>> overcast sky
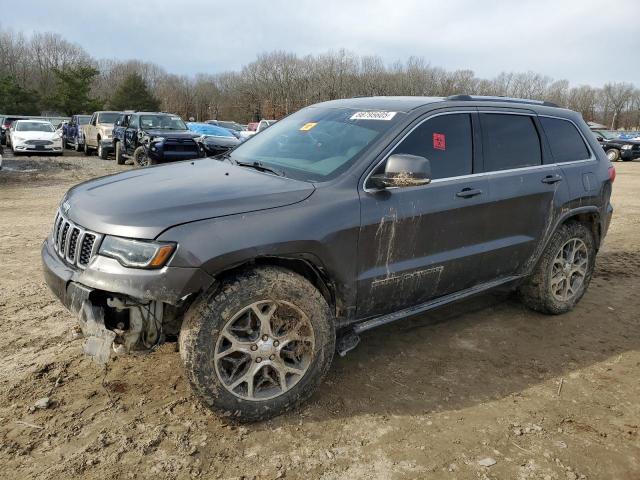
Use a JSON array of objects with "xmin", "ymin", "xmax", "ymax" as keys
[{"xmin": 3, "ymin": 0, "xmax": 638, "ymax": 87}]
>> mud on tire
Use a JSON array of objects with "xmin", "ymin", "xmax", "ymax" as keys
[
  {"xmin": 179, "ymin": 266, "xmax": 335, "ymax": 422},
  {"xmin": 518, "ymin": 221, "xmax": 596, "ymax": 315}
]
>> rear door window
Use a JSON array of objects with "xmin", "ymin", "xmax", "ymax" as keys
[
  {"xmin": 480, "ymin": 113, "xmax": 541, "ymax": 171},
  {"xmin": 540, "ymin": 117, "xmax": 591, "ymax": 163},
  {"xmin": 393, "ymin": 113, "xmax": 473, "ymax": 180}
]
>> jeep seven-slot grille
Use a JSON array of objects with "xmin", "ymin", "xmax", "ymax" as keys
[{"xmin": 52, "ymin": 211, "xmax": 102, "ymax": 269}]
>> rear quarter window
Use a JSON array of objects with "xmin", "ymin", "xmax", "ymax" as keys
[
  {"xmin": 540, "ymin": 117, "xmax": 591, "ymax": 163},
  {"xmin": 480, "ymin": 113, "xmax": 541, "ymax": 171}
]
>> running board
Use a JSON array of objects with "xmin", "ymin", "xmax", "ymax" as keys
[{"xmin": 353, "ymin": 275, "xmax": 520, "ymax": 334}]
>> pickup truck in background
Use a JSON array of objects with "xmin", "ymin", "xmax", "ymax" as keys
[
  {"xmin": 63, "ymin": 114, "xmax": 91, "ymax": 151},
  {"xmin": 112, "ymin": 112, "xmax": 203, "ymax": 167},
  {"xmin": 83, "ymin": 111, "xmax": 122, "ymax": 159}
]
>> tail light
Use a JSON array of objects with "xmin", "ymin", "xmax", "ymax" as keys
[{"xmin": 608, "ymin": 165, "xmax": 616, "ymax": 183}]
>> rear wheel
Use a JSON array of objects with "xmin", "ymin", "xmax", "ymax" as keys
[
  {"xmin": 179, "ymin": 267, "xmax": 335, "ymax": 422},
  {"xmin": 518, "ymin": 222, "xmax": 596, "ymax": 314},
  {"xmin": 606, "ymin": 149, "xmax": 620, "ymax": 162}
]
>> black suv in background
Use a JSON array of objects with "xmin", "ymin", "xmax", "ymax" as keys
[
  {"xmin": 591, "ymin": 129, "xmax": 640, "ymax": 162},
  {"xmin": 43, "ymin": 95, "xmax": 614, "ymax": 421},
  {"xmin": 112, "ymin": 112, "xmax": 202, "ymax": 166}
]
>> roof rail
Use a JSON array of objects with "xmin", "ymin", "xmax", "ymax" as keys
[{"xmin": 446, "ymin": 94, "xmax": 559, "ymax": 108}]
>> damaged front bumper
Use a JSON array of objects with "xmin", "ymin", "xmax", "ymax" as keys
[
  {"xmin": 41, "ymin": 236, "xmax": 214, "ymax": 361},
  {"xmin": 42, "ymin": 236, "xmax": 213, "ymax": 313}
]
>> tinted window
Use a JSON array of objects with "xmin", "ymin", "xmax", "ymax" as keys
[
  {"xmin": 481, "ymin": 114, "xmax": 541, "ymax": 171},
  {"xmin": 394, "ymin": 113, "xmax": 473, "ymax": 179},
  {"xmin": 540, "ymin": 117, "xmax": 590, "ymax": 163}
]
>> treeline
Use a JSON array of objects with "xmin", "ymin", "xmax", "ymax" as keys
[{"xmin": 1, "ymin": 27, "xmax": 639, "ymax": 128}]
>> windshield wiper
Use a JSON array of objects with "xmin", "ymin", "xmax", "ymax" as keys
[{"xmin": 235, "ymin": 160, "xmax": 285, "ymax": 177}]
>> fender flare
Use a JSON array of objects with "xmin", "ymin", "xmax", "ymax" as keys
[{"xmin": 523, "ymin": 205, "xmax": 601, "ymax": 277}]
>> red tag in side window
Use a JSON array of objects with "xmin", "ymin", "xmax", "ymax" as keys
[{"xmin": 433, "ymin": 133, "xmax": 446, "ymax": 150}]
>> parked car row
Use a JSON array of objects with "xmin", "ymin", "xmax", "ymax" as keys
[{"xmin": 81, "ymin": 110, "xmax": 276, "ymax": 167}]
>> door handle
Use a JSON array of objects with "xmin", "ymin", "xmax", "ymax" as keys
[
  {"xmin": 541, "ymin": 174, "xmax": 563, "ymax": 184},
  {"xmin": 456, "ymin": 188, "xmax": 483, "ymax": 198}
]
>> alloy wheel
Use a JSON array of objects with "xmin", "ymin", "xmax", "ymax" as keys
[
  {"xmin": 549, "ymin": 238, "xmax": 588, "ymax": 302},
  {"xmin": 214, "ymin": 300, "xmax": 315, "ymax": 401}
]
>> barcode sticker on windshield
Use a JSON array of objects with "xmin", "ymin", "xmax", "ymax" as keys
[{"xmin": 350, "ymin": 111, "xmax": 397, "ymax": 121}]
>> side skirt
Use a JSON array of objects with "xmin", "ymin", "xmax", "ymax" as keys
[{"xmin": 353, "ymin": 275, "xmax": 522, "ymax": 334}]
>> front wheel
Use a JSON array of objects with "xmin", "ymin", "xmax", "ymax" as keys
[
  {"xmin": 606, "ymin": 149, "xmax": 620, "ymax": 162},
  {"xmin": 518, "ymin": 222, "xmax": 596, "ymax": 314},
  {"xmin": 132, "ymin": 146, "xmax": 152, "ymax": 167},
  {"xmin": 97, "ymin": 142, "xmax": 109, "ymax": 160},
  {"xmin": 179, "ymin": 267, "xmax": 335, "ymax": 422},
  {"xmin": 83, "ymin": 141, "xmax": 91, "ymax": 156}
]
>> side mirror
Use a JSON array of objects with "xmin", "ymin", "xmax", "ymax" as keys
[
  {"xmin": 369, "ymin": 154, "xmax": 432, "ymax": 189},
  {"xmin": 596, "ymin": 136, "xmax": 604, "ymax": 142}
]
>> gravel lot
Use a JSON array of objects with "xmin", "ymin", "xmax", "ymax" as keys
[{"xmin": 0, "ymin": 151, "xmax": 639, "ymax": 479}]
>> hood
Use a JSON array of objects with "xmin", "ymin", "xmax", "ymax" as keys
[
  {"xmin": 144, "ymin": 129, "xmax": 196, "ymax": 140},
  {"xmin": 202, "ymin": 135, "xmax": 240, "ymax": 147},
  {"xmin": 12, "ymin": 130, "xmax": 59, "ymax": 141},
  {"xmin": 64, "ymin": 159, "xmax": 315, "ymax": 239}
]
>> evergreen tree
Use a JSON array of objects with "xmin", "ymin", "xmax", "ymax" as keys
[
  {"xmin": 50, "ymin": 65, "xmax": 103, "ymax": 115},
  {"xmin": 0, "ymin": 75, "xmax": 40, "ymax": 115},
  {"xmin": 110, "ymin": 73, "xmax": 160, "ymax": 111}
]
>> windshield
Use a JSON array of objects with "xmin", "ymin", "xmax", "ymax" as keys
[
  {"xmin": 229, "ymin": 107, "xmax": 403, "ymax": 181},
  {"xmin": 16, "ymin": 121, "xmax": 54, "ymax": 132},
  {"xmin": 218, "ymin": 121, "xmax": 243, "ymax": 131},
  {"xmin": 78, "ymin": 116, "xmax": 91, "ymax": 125},
  {"xmin": 595, "ymin": 130, "xmax": 618, "ymax": 140},
  {"xmin": 140, "ymin": 114, "xmax": 187, "ymax": 130},
  {"xmin": 97, "ymin": 112, "xmax": 120, "ymax": 124}
]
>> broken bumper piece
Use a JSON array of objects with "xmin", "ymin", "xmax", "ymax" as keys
[{"xmin": 79, "ymin": 301, "xmax": 115, "ymax": 364}]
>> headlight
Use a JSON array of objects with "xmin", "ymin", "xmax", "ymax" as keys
[
  {"xmin": 99, "ymin": 236, "xmax": 176, "ymax": 269},
  {"xmin": 621, "ymin": 144, "xmax": 632, "ymax": 150},
  {"xmin": 12, "ymin": 135, "xmax": 24, "ymax": 142}
]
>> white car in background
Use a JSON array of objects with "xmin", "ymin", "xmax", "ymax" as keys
[{"xmin": 10, "ymin": 120, "xmax": 63, "ymax": 155}]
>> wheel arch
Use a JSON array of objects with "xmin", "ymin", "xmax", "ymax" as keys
[
  {"xmin": 558, "ymin": 207, "xmax": 601, "ymax": 249},
  {"xmin": 213, "ymin": 255, "xmax": 340, "ymax": 316}
]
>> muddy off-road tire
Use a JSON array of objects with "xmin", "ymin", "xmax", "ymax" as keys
[
  {"xmin": 179, "ymin": 266, "xmax": 335, "ymax": 422},
  {"xmin": 519, "ymin": 222, "xmax": 596, "ymax": 315},
  {"xmin": 115, "ymin": 142, "xmax": 125, "ymax": 165}
]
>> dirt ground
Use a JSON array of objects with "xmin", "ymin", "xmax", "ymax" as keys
[{"xmin": 0, "ymin": 150, "xmax": 638, "ymax": 480}]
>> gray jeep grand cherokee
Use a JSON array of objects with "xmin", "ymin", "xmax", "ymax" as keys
[{"xmin": 42, "ymin": 95, "xmax": 614, "ymax": 421}]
